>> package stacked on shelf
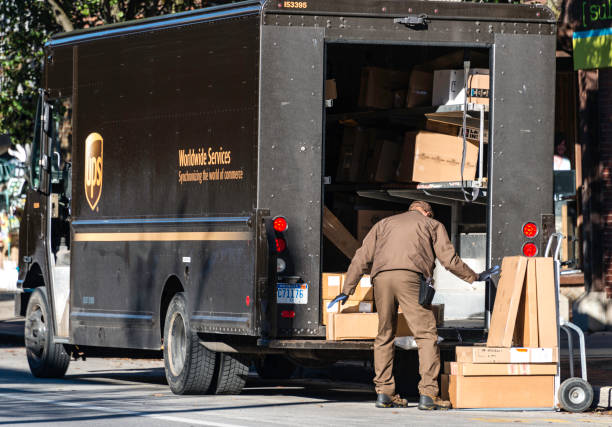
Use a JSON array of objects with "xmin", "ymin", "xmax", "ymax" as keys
[
  {"xmin": 442, "ymin": 256, "xmax": 558, "ymax": 409},
  {"xmin": 323, "ymin": 272, "xmax": 444, "ymax": 340}
]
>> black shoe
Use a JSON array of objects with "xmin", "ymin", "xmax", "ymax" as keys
[
  {"xmin": 376, "ymin": 393, "xmax": 408, "ymax": 408},
  {"xmin": 418, "ymin": 394, "xmax": 451, "ymax": 410}
]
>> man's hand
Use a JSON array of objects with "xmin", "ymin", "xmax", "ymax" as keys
[
  {"xmin": 477, "ymin": 265, "xmax": 500, "ymax": 282},
  {"xmin": 328, "ymin": 293, "xmax": 348, "ymax": 309}
]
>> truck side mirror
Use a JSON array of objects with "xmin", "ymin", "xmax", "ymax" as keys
[{"xmin": 43, "ymin": 103, "xmax": 51, "ymax": 135}]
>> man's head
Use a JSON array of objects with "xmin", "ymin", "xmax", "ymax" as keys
[{"xmin": 409, "ymin": 200, "xmax": 434, "ymax": 218}]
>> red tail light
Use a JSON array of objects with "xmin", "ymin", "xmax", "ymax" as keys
[
  {"xmin": 273, "ymin": 216, "xmax": 288, "ymax": 232},
  {"xmin": 522, "ymin": 242, "xmax": 538, "ymax": 257},
  {"xmin": 523, "ymin": 222, "xmax": 538, "ymax": 238},
  {"xmin": 275, "ymin": 237, "xmax": 286, "ymax": 253},
  {"xmin": 281, "ymin": 310, "xmax": 295, "ymax": 318}
]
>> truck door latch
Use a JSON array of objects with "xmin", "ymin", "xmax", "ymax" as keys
[{"xmin": 394, "ymin": 14, "xmax": 428, "ymax": 29}]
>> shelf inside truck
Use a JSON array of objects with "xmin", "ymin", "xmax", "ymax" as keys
[{"xmin": 356, "ymin": 180, "xmax": 487, "ymax": 206}]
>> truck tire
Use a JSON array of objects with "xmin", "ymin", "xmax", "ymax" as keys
[
  {"xmin": 210, "ymin": 353, "xmax": 249, "ymax": 395},
  {"xmin": 163, "ymin": 292, "xmax": 216, "ymax": 394},
  {"xmin": 24, "ymin": 287, "xmax": 70, "ymax": 378},
  {"xmin": 255, "ymin": 355, "xmax": 297, "ymax": 379}
]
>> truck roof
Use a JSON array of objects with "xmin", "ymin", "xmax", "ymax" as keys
[{"xmin": 47, "ymin": 0, "xmax": 555, "ymax": 48}]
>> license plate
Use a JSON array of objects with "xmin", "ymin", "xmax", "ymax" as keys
[{"xmin": 276, "ymin": 283, "xmax": 308, "ymax": 304}]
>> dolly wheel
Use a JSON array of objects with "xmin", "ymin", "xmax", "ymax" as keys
[{"xmin": 558, "ymin": 377, "xmax": 593, "ymax": 413}]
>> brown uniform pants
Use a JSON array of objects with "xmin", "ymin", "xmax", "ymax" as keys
[{"xmin": 373, "ymin": 270, "xmax": 440, "ymax": 397}]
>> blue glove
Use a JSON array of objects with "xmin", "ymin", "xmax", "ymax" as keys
[
  {"xmin": 328, "ymin": 293, "xmax": 348, "ymax": 309},
  {"xmin": 477, "ymin": 265, "xmax": 500, "ymax": 282}
]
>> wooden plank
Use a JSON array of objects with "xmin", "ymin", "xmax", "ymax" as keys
[
  {"xmin": 322, "ymin": 206, "xmax": 360, "ymax": 259},
  {"xmin": 536, "ymin": 257, "xmax": 559, "ymax": 348},
  {"xmin": 487, "ymin": 256, "xmax": 528, "ymax": 347}
]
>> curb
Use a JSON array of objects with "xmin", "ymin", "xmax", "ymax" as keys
[{"xmin": 595, "ymin": 386, "xmax": 612, "ymax": 410}]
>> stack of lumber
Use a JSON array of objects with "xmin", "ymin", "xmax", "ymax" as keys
[{"xmin": 442, "ymin": 256, "xmax": 558, "ymax": 409}]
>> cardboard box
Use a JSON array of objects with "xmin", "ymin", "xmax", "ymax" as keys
[
  {"xmin": 322, "ymin": 299, "xmax": 373, "ymax": 325},
  {"xmin": 514, "ymin": 258, "xmax": 539, "ymax": 347},
  {"xmin": 425, "ymin": 119, "xmax": 488, "ymax": 144},
  {"xmin": 432, "ymin": 68, "xmax": 489, "ymax": 107},
  {"xmin": 406, "ymin": 70, "xmax": 433, "ymax": 107},
  {"xmin": 448, "ymin": 362, "xmax": 557, "ymax": 376},
  {"xmin": 455, "ymin": 346, "xmax": 559, "ymax": 364},
  {"xmin": 366, "ymin": 140, "xmax": 402, "ymax": 182},
  {"xmin": 342, "ymin": 274, "xmax": 374, "ymax": 301},
  {"xmin": 325, "ymin": 79, "xmax": 337, "ymax": 100},
  {"xmin": 322, "ymin": 273, "xmax": 374, "ymax": 301},
  {"xmin": 396, "ymin": 131, "xmax": 478, "ymax": 183},
  {"xmin": 535, "ymin": 258, "xmax": 559, "ymax": 348},
  {"xmin": 447, "ymin": 374, "xmax": 555, "ymax": 408},
  {"xmin": 358, "ymin": 67, "xmax": 411, "ymax": 109},
  {"xmin": 322, "ymin": 272, "xmax": 344, "ymax": 300},
  {"xmin": 336, "ymin": 127, "xmax": 372, "ymax": 182},
  {"xmin": 356, "ymin": 210, "xmax": 397, "ymax": 242},
  {"xmin": 326, "ymin": 312, "xmax": 414, "ymax": 340},
  {"xmin": 487, "ymin": 256, "xmax": 529, "ymax": 347}
]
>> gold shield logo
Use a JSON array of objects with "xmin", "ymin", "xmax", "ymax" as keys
[{"xmin": 84, "ymin": 132, "xmax": 103, "ymax": 211}]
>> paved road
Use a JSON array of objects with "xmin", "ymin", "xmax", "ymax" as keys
[{"xmin": 1, "ymin": 342, "xmax": 611, "ymax": 427}]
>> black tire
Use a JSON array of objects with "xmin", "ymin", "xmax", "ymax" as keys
[
  {"xmin": 163, "ymin": 292, "xmax": 217, "ymax": 394},
  {"xmin": 24, "ymin": 287, "xmax": 70, "ymax": 378},
  {"xmin": 210, "ymin": 353, "xmax": 249, "ymax": 395},
  {"xmin": 558, "ymin": 377, "xmax": 594, "ymax": 413},
  {"xmin": 255, "ymin": 355, "xmax": 297, "ymax": 380}
]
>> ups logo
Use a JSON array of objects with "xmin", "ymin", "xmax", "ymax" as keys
[{"xmin": 84, "ymin": 132, "xmax": 103, "ymax": 211}]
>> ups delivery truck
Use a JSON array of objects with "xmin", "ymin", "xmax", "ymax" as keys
[{"xmin": 15, "ymin": 0, "xmax": 556, "ymax": 395}]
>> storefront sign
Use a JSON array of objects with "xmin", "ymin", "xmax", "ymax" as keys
[{"xmin": 573, "ymin": 0, "xmax": 612, "ymax": 69}]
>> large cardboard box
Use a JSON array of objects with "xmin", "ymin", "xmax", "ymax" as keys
[
  {"xmin": 326, "ymin": 312, "xmax": 413, "ymax": 340},
  {"xmin": 396, "ymin": 131, "xmax": 478, "ymax": 183},
  {"xmin": 358, "ymin": 67, "xmax": 411, "ymax": 109},
  {"xmin": 446, "ymin": 374, "xmax": 555, "ymax": 408},
  {"xmin": 325, "ymin": 79, "xmax": 337, "ymax": 100},
  {"xmin": 366, "ymin": 140, "xmax": 402, "ymax": 182},
  {"xmin": 455, "ymin": 346, "xmax": 559, "ymax": 364},
  {"xmin": 448, "ymin": 362, "xmax": 557, "ymax": 376},
  {"xmin": 432, "ymin": 68, "xmax": 489, "ymax": 107},
  {"xmin": 356, "ymin": 210, "xmax": 398, "ymax": 242},
  {"xmin": 535, "ymin": 258, "xmax": 559, "ymax": 348},
  {"xmin": 322, "ymin": 299, "xmax": 374, "ymax": 325},
  {"xmin": 336, "ymin": 127, "xmax": 372, "ymax": 182},
  {"xmin": 405, "ymin": 70, "xmax": 433, "ymax": 107},
  {"xmin": 342, "ymin": 274, "xmax": 374, "ymax": 301}
]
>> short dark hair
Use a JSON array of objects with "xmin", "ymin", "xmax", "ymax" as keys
[{"xmin": 409, "ymin": 200, "xmax": 434, "ymax": 217}]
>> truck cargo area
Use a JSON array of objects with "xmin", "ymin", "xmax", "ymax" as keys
[{"xmin": 322, "ymin": 43, "xmax": 491, "ymax": 329}]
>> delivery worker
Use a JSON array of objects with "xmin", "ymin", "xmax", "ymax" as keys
[{"xmin": 329, "ymin": 201, "xmax": 499, "ymax": 410}]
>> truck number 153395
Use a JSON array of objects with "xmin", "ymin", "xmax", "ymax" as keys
[{"xmin": 283, "ymin": 1, "xmax": 308, "ymax": 9}]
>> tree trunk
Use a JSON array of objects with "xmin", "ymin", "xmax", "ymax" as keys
[{"xmin": 47, "ymin": 0, "xmax": 74, "ymax": 32}]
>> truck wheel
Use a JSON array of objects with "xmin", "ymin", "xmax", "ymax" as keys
[
  {"xmin": 255, "ymin": 355, "xmax": 297, "ymax": 379},
  {"xmin": 24, "ymin": 287, "xmax": 70, "ymax": 378},
  {"xmin": 558, "ymin": 377, "xmax": 593, "ymax": 413},
  {"xmin": 210, "ymin": 353, "xmax": 249, "ymax": 395},
  {"xmin": 163, "ymin": 292, "xmax": 216, "ymax": 394}
]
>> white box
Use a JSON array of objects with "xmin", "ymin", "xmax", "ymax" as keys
[{"xmin": 432, "ymin": 69, "xmax": 489, "ymax": 106}]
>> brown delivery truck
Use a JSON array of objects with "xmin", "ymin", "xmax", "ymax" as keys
[{"xmin": 14, "ymin": 0, "xmax": 556, "ymax": 395}]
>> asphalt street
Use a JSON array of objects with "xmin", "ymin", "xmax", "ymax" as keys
[{"xmin": 1, "ymin": 340, "xmax": 611, "ymax": 427}]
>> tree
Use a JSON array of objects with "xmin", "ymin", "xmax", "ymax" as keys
[{"xmin": 0, "ymin": 1, "xmax": 231, "ymax": 147}]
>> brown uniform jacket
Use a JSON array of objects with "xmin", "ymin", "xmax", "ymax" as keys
[{"xmin": 342, "ymin": 210, "xmax": 478, "ymax": 296}]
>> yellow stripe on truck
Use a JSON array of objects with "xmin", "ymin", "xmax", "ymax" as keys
[{"xmin": 73, "ymin": 231, "xmax": 251, "ymax": 242}]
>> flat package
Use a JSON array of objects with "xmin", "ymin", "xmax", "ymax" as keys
[
  {"xmin": 326, "ymin": 312, "xmax": 413, "ymax": 340},
  {"xmin": 455, "ymin": 346, "xmax": 558, "ymax": 364},
  {"xmin": 396, "ymin": 131, "xmax": 478, "ymax": 183},
  {"xmin": 443, "ymin": 374, "xmax": 555, "ymax": 408}
]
